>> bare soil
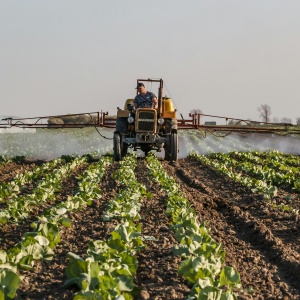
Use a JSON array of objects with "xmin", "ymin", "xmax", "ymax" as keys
[
  {"xmin": 0, "ymin": 161, "xmax": 38, "ymax": 183},
  {"xmin": 0, "ymin": 156, "xmax": 299, "ymax": 299}
]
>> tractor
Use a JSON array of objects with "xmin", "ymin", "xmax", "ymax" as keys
[{"xmin": 113, "ymin": 78, "xmax": 178, "ymax": 161}]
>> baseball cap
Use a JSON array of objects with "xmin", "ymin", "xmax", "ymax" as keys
[{"xmin": 135, "ymin": 83, "xmax": 145, "ymax": 89}]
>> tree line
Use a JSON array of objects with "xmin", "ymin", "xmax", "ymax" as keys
[
  {"xmin": 47, "ymin": 114, "xmax": 98, "ymax": 125},
  {"xmin": 257, "ymin": 104, "xmax": 300, "ymax": 125},
  {"xmin": 190, "ymin": 105, "xmax": 300, "ymax": 125}
]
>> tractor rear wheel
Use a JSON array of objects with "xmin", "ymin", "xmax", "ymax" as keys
[
  {"xmin": 170, "ymin": 132, "xmax": 178, "ymax": 161},
  {"xmin": 113, "ymin": 132, "xmax": 122, "ymax": 161},
  {"xmin": 164, "ymin": 139, "xmax": 171, "ymax": 160},
  {"xmin": 164, "ymin": 118, "xmax": 178, "ymax": 161}
]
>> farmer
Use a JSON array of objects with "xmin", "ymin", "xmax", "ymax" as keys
[{"xmin": 133, "ymin": 83, "xmax": 158, "ymax": 109}]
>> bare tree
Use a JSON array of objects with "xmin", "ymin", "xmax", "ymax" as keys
[
  {"xmin": 281, "ymin": 117, "xmax": 292, "ymax": 124},
  {"xmin": 296, "ymin": 118, "xmax": 300, "ymax": 125},
  {"xmin": 257, "ymin": 104, "xmax": 271, "ymax": 123},
  {"xmin": 190, "ymin": 108, "xmax": 202, "ymax": 114}
]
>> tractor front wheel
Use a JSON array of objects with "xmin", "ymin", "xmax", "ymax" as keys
[{"xmin": 122, "ymin": 142, "xmax": 128, "ymax": 158}]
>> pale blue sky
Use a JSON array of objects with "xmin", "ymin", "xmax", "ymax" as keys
[{"xmin": 1, "ymin": 0, "xmax": 300, "ymax": 124}]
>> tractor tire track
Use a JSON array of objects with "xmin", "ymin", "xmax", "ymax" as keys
[{"xmin": 134, "ymin": 159, "xmax": 190, "ymax": 299}]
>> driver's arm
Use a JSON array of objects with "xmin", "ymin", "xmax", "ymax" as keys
[{"xmin": 152, "ymin": 97, "xmax": 158, "ymax": 109}]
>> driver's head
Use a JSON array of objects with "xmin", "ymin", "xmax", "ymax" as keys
[{"xmin": 135, "ymin": 82, "xmax": 146, "ymax": 94}]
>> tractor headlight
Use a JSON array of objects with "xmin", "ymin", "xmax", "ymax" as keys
[
  {"xmin": 158, "ymin": 118, "xmax": 165, "ymax": 125},
  {"xmin": 128, "ymin": 116, "xmax": 134, "ymax": 123}
]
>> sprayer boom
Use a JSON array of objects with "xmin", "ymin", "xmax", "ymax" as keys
[{"xmin": 1, "ymin": 111, "xmax": 300, "ymax": 136}]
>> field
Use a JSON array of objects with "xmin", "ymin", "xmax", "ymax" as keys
[{"xmin": 1, "ymin": 129, "xmax": 300, "ymax": 299}]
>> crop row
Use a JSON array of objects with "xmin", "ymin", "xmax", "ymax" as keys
[
  {"xmin": 190, "ymin": 151, "xmax": 300, "ymax": 215},
  {"xmin": 0, "ymin": 156, "xmax": 111, "ymax": 299},
  {"xmin": 2, "ymin": 149, "xmax": 297, "ymax": 298},
  {"xmin": 0, "ymin": 156, "xmax": 87, "ymax": 226},
  {"xmin": 64, "ymin": 154, "xmax": 147, "ymax": 299},
  {"xmin": 209, "ymin": 152, "xmax": 300, "ymax": 192},
  {"xmin": 0, "ymin": 157, "xmax": 64, "ymax": 203},
  {"xmin": 146, "ymin": 154, "xmax": 241, "ymax": 299}
]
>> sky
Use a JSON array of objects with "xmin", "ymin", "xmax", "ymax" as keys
[{"xmin": 1, "ymin": 0, "xmax": 300, "ymax": 125}]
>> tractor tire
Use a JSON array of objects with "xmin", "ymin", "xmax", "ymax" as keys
[
  {"xmin": 164, "ymin": 118, "xmax": 178, "ymax": 161},
  {"xmin": 113, "ymin": 132, "xmax": 122, "ymax": 161},
  {"xmin": 122, "ymin": 142, "xmax": 128, "ymax": 158},
  {"xmin": 164, "ymin": 140, "xmax": 171, "ymax": 161},
  {"xmin": 170, "ymin": 132, "xmax": 178, "ymax": 161}
]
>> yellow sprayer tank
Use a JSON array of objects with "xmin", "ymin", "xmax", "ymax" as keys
[{"xmin": 162, "ymin": 97, "xmax": 174, "ymax": 112}]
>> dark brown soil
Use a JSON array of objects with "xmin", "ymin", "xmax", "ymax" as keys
[
  {"xmin": 0, "ymin": 156, "xmax": 299, "ymax": 299},
  {"xmin": 0, "ymin": 161, "xmax": 38, "ymax": 183}
]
